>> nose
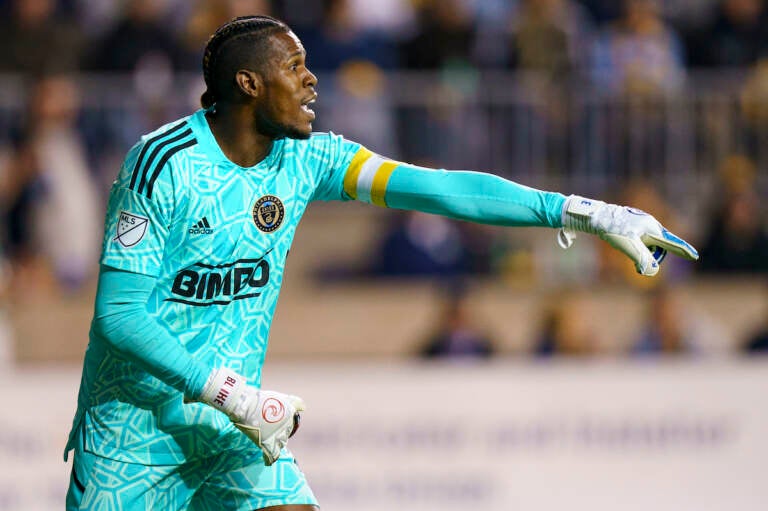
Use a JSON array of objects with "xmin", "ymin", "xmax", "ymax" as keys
[{"xmin": 304, "ymin": 68, "xmax": 317, "ymax": 88}]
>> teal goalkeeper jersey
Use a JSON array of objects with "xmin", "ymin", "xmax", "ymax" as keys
[
  {"xmin": 72, "ymin": 110, "xmax": 361, "ymax": 464},
  {"xmin": 68, "ymin": 108, "xmax": 565, "ymax": 466}
]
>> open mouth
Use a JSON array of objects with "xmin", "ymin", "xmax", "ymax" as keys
[{"xmin": 300, "ymin": 94, "xmax": 317, "ymax": 119}]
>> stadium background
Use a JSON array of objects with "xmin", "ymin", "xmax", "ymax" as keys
[{"xmin": 1, "ymin": 0, "xmax": 767, "ymax": 509}]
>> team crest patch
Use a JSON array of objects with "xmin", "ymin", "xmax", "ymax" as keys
[
  {"xmin": 114, "ymin": 211, "xmax": 149, "ymax": 247},
  {"xmin": 252, "ymin": 195, "xmax": 284, "ymax": 233}
]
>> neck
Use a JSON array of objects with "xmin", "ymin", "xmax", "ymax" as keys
[{"xmin": 206, "ymin": 103, "xmax": 274, "ymax": 167}]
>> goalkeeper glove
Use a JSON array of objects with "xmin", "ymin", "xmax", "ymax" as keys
[
  {"xmin": 199, "ymin": 367, "xmax": 304, "ymax": 465},
  {"xmin": 558, "ymin": 195, "xmax": 699, "ymax": 277}
]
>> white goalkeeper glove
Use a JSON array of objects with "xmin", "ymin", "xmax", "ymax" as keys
[
  {"xmin": 558, "ymin": 195, "xmax": 699, "ymax": 276},
  {"xmin": 199, "ymin": 367, "xmax": 304, "ymax": 465}
]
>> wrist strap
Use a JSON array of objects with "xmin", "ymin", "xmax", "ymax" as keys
[
  {"xmin": 562, "ymin": 195, "xmax": 605, "ymax": 235},
  {"xmin": 201, "ymin": 367, "xmax": 247, "ymax": 417}
]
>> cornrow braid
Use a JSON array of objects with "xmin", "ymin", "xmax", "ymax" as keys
[{"xmin": 201, "ymin": 15, "xmax": 289, "ymax": 109}]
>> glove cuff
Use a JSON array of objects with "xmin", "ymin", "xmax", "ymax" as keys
[
  {"xmin": 561, "ymin": 195, "xmax": 606, "ymax": 235},
  {"xmin": 200, "ymin": 367, "xmax": 248, "ymax": 418}
]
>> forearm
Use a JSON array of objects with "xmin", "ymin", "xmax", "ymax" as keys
[
  {"xmin": 384, "ymin": 165, "xmax": 566, "ymax": 228},
  {"xmin": 91, "ymin": 265, "xmax": 211, "ymax": 398}
]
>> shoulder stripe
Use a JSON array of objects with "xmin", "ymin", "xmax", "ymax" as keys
[
  {"xmin": 135, "ymin": 128, "xmax": 194, "ymax": 196},
  {"xmin": 145, "ymin": 137, "xmax": 198, "ymax": 199},
  {"xmin": 129, "ymin": 121, "xmax": 188, "ymax": 191}
]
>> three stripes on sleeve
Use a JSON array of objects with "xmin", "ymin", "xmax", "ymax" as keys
[{"xmin": 129, "ymin": 121, "xmax": 198, "ymax": 199}]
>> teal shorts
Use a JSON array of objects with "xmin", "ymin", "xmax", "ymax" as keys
[{"xmin": 65, "ymin": 430, "xmax": 317, "ymax": 511}]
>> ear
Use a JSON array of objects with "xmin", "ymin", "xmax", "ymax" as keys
[{"xmin": 235, "ymin": 69, "xmax": 263, "ymax": 99}]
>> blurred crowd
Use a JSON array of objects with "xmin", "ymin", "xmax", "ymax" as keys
[
  {"xmin": 4, "ymin": 0, "xmax": 768, "ymax": 77},
  {"xmin": 415, "ymin": 279, "xmax": 767, "ymax": 360},
  {"xmin": 0, "ymin": 0, "xmax": 767, "ymax": 363}
]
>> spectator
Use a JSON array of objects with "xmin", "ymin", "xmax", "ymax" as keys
[
  {"xmin": 699, "ymin": 155, "xmax": 768, "ymax": 274},
  {"xmin": 398, "ymin": 0, "xmax": 476, "ymax": 70},
  {"xmin": 0, "ymin": 0, "xmax": 83, "ymax": 75},
  {"xmin": 699, "ymin": 190, "xmax": 768, "ymax": 273},
  {"xmin": 590, "ymin": 0, "xmax": 686, "ymax": 96},
  {"xmin": 84, "ymin": 0, "xmax": 199, "ymax": 168},
  {"xmin": 2, "ymin": 75, "xmax": 101, "ymax": 292},
  {"xmin": 295, "ymin": 0, "xmax": 396, "ymax": 72},
  {"xmin": 488, "ymin": 0, "xmax": 595, "ymax": 186},
  {"xmin": 507, "ymin": 0, "xmax": 594, "ymax": 80},
  {"xmin": 533, "ymin": 288, "xmax": 597, "ymax": 357},
  {"xmin": 418, "ymin": 280, "xmax": 496, "ymax": 360},
  {"xmin": 630, "ymin": 287, "xmax": 725, "ymax": 356},
  {"xmin": 1, "ymin": 122, "xmax": 51, "ymax": 296},
  {"xmin": 369, "ymin": 211, "xmax": 493, "ymax": 279},
  {"xmin": 85, "ymin": 0, "xmax": 185, "ymax": 72},
  {"xmin": 685, "ymin": 0, "xmax": 768, "ymax": 67}
]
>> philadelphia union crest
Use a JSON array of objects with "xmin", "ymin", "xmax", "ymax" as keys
[
  {"xmin": 114, "ymin": 211, "xmax": 148, "ymax": 247},
  {"xmin": 252, "ymin": 195, "xmax": 284, "ymax": 233}
]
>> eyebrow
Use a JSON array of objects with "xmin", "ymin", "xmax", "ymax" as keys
[{"xmin": 287, "ymin": 50, "xmax": 305, "ymax": 59}]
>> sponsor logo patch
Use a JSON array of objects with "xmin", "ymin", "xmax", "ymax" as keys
[
  {"xmin": 165, "ymin": 252, "xmax": 271, "ymax": 306},
  {"xmin": 252, "ymin": 195, "xmax": 284, "ymax": 233},
  {"xmin": 114, "ymin": 211, "xmax": 149, "ymax": 247}
]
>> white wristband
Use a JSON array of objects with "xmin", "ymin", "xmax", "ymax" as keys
[
  {"xmin": 200, "ymin": 367, "xmax": 247, "ymax": 418},
  {"xmin": 561, "ymin": 195, "xmax": 606, "ymax": 235}
]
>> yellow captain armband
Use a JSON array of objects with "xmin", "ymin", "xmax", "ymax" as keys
[{"xmin": 343, "ymin": 147, "xmax": 399, "ymax": 207}]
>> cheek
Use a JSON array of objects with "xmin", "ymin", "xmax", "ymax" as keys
[
  {"xmin": 272, "ymin": 92, "xmax": 299, "ymax": 117},
  {"xmin": 262, "ymin": 97, "xmax": 291, "ymax": 123}
]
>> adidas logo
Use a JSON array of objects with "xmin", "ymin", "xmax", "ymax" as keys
[{"xmin": 189, "ymin": 217, "xmax": 214, "ymax": 235}]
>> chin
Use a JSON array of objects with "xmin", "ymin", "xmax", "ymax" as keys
[
  {"xmin": 284, "ymin": 125, "xmax": 312, "ymax": 140},
  {"xmin": 256, "ymin": 116, "xmax": 312, "ymax": 140}
]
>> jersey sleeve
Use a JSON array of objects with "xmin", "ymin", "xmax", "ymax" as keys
[
  {"xmin": 93, "ymin": 265, "xmax": 211, "ymax": 399},
  {"xmin": 330, "ymin": 144, "xmax": 566, "ymax": 228},
  {"xmin": 100, "ymin": 141, "xmax": 178, "ymax": 277},
  {"xmin": 309, "ymin": 131, "xmax": 363, "ymax": 202}
]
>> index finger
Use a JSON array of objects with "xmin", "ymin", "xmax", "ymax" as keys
[{"xmin": 643, "ymin": 228, "xmax": 699, "ymax": 261}]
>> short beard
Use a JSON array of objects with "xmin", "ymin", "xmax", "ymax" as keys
[
  {"xmin": 282, "ymin": 125, "xmax": 311, "ymax": 140},
  {"xmin": 255, "ymin": 111, "xmax": 311, "ymax": 140}
]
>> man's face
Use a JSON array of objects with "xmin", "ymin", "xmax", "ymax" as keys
[{"xmin": 255, "ymin": 31, "xmax": 317, "ymax": 140}]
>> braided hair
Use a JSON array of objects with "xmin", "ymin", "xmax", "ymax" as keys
[{"xmin": 200, "ymin": 15, "xmax": 289, "ymax": 109}]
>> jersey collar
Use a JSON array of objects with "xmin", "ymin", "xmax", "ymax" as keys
[{"xmin": 190, "ymin": 108, "xmax": 283, "ymax": 171}]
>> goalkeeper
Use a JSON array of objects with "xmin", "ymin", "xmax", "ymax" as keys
[{"xmin": 64, "ymin": 14, "xmax": 698, "ymax": 511}]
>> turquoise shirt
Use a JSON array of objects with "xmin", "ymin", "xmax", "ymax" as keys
[{"xmin": 67, "ymin": 108, "xmax": 565, "ymax": 465}]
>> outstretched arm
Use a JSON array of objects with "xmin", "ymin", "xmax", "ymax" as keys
[{"xmin": 341, "ymin": 149, "xmax": 698, "ymax": 276}]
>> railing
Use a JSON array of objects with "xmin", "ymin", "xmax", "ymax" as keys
[{"xmin": 1, "ymin": 70, "xmax": 766, "ymax": 220}]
